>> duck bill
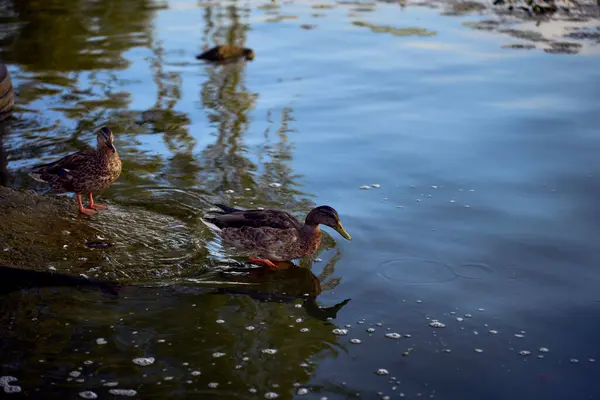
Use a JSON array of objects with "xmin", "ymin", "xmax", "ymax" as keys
[
  {"xmin": 107, "ymin": 143, "xmax": 116, "ymax": 153},
  {"xmin": 334, "ymin": 222, "xmax": 352, "ymax": 240}
]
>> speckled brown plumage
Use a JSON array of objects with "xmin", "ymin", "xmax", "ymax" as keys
[
  {"xmin": 196, "ymin": 45, "xmax": 255, "ymax": 63},
  {"xmin": 29, "ymin": 127, "xmax": 122, "ymax": 215},
  {"xmin": 202, "ymin": 204, "xmax": 351, "ymax": 263}
]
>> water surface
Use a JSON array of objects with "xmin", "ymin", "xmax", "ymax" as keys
[{"xmin": 1, "ymin": 0, "xmax": 600, "ymax": 398}]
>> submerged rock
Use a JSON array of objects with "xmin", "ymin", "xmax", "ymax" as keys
[{"xmin": 0, "ymin": 186, "xmax": 197, "ymax": 283}]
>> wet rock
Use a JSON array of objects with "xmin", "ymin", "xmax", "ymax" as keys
[
  {"xmin": 0, "ymin": 186, "xmax": 198, "ymax": 283},
  {"xmin": 85, "ymin": 241, "xmax": 114, "ymax": 249}
]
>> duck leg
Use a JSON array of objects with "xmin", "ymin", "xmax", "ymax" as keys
[
  {"xmin": 77, "ymin": 194, "xmax": 97, "ymax": 215},
  {"xmin": 248, "ymin": 257, "xmax": 280, "ymax": 270},
  {"xmin": 88, "ymin": 192, "xmax": 107, "ymax": 210}
]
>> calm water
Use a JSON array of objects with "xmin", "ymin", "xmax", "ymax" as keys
[{"xmin": 1, "ymin": 0, "xmax": 600, "ymax": 398}]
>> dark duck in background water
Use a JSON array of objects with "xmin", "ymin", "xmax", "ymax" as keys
[{"xmin": 196, "ymin": 45, "xmax": 255, "ymax": 63}]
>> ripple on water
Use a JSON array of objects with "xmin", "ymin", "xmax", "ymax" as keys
[
  {"xmin": 377, "ymin": 257, "xmax": 457, "ymax": 285},
  {"xmin": 449, "ymin": 262, "xmax": 498, "ymax": 280},
  {"xmin": 84, "ymin": 195, "xmax": 203, "ymax": 280}
]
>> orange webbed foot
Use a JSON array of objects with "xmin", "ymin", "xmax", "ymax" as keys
[
  {"xmin": 88, "ymin": 193, "xmax": 107, "ymax": 210},
  {"xmin": 79, "ymin": 207, "xmax": 97, "ymax": 216},
  {"xmin": 78, "ymin": 194, "xmax": 97, "ymax": 215},
  {"xmin": 248, "ymin": 257, "xmax": 280, "ymax": 270}
]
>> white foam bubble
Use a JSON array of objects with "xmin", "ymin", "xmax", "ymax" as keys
[
  {"xmin": 332, "ymin": 329, "xmax": 348, "ymax": 336},
  {"xmin": 0, "ymin": 376, "xmax": 21, "ymax": 394},
  {"xmin": 429, "ymin": 320, "xmax": 446, "ymax": 328},
  {"xmin": 132, "ymin": 357, "xmax": 155, "ymax": 366},
  {"xmin": 108, "ymin": 389, "xmax": 137, "ymax": 397}
]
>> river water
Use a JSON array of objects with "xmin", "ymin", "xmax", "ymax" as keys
[{"xmin": 1, "ymin": 0, "xmax": 600, "ymax": 398}]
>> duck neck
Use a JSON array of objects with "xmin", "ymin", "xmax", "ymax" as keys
[
  {"xmin": 300, "ymin": 223, "xmax": 321, "ymax": 243},
  {"xmin": 97, "ymin": 145, "xmax": 117, "ymax": 158},
  {"xmin": 299, "ymin": 223, "xmax": 322, "ymax": 256}
]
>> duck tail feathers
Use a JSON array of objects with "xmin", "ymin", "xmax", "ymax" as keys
[
  {"xmin": 200, "ymin": 217, "xmax": 222, "ymax": 232},
  {"xmin": 213, "ymin": 203, "xmax": 242, "ymax": 214},
  {"xmin": 28, "ymin": 171, "xmax": 47, "ymax": 183}
]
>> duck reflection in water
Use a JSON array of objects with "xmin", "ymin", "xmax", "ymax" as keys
[{"xmin": 208, "ymin": 251, "xmax": 351, "ymax": 322}]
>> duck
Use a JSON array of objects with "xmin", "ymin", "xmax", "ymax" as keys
[
  {"xmin": 196, "ymin": 45, "xmax": 255, "ymax": 63},
  {"xmin": 202, "ymin": 204, "xmax": 352, "ymax": 269},
  {"xmin": 29, "ymin": 126, "xmax": 122, "ymax": 216}
]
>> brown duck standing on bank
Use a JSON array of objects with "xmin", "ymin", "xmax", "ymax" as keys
[
  {"xmin": 0, "ymin": 62, "xmax": 13, "ymax": 123},
  {"xmin": 196, "ymin": 45, "xmax": 255, "ymax": 63},
  {"xmin": 29, "ymin": 127, "xmax": 122, "ymax": 216},
  {"xmin": 1, "ymin": 62, "xmax": 15, "ymax": 187},
  {"xmin": 202, "ymin": 204, "xmax": 352, "ymax": 269}
]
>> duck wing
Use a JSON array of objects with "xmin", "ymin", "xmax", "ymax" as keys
[
  {"xmin": 205, "ymin": 204, "xmax": 302, "ymax": 230},
  {"xmin": 30, "ymin": 150, "xmax": 91, "ymax": 182},
  {"xmin": 221, "ymin": 225, "xmax": 299, "ymax": 259},
  {"xmin": 196, "ymin": 46, "xmax": 222, "ymax": 61}
]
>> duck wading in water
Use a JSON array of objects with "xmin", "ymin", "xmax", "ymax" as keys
[
  {"xmin": 29, "ymin": 127, "xmax": 122, "ymax": 215},
  {"xmin": 196, "ymin": 45, "xmax": 255, "ymax": 63},
  {"xmin": 202, "ymin": 204, "xmax": 352, "ymax": 269}
]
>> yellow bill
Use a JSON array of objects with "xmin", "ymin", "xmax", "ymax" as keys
[{"xmin": 334, "ymin": 221, "xmax": 352, "ymax": 240}]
